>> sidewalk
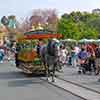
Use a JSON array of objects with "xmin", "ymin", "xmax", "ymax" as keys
[{"xmin": 56, "ymin": 65, "xmax": 100, "ymax": 93}]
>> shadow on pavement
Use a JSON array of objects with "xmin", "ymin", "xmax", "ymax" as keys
[
  {"xmin": 0, "ymin": 71, "xmax": 26, "ymax": 80},
  {"xmin": 7, "ymin": 79, "xmax": 45, "ymax": 87},
  {"xmin": 0, "ymin": 71, "xmax": 46, "ymax": 80}
]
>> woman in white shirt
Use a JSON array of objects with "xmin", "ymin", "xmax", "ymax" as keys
[{"xmin": 59, "ymin": 45, "xmax": 68, "ymax": 65}]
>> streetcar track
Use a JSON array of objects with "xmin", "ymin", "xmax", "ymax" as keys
[
  {"xmin": 57, "ymin": 76, "xmax": 100, "ymax": 95},
  {"xmin": 41, "ymin": 76, "xmax": 100, "ymax": 100},
  {"xmin": 40, "ymin": 78, "xmax": 87, "ymax": 100}
]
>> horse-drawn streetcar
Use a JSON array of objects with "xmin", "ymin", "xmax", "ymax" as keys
[{"xmin": 16, "ymin": 30, "xmax": 62, "ymax": 75}]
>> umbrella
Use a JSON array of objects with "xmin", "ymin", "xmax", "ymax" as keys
[
  {"xmin": 95, "ymin": 39, "xmax": 100, "ymax": 43},
  {"xmin": 79, "ymin": 39, "xmax": 88, "ymax": 43},
  {"xmin": 60, "ymin": 39, "xmax": 77, "ymax": 42},
  {"xmin": 67, "ymin": 39, "xmax": 77, "ymax": 42},
  {"xmin": 86, "ymin": 39, "xmax": 96, "ymax": 42}
]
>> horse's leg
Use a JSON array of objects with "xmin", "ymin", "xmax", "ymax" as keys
[
  {"xmin": 45, "ymin": 64, "xmax": 49, "ymax": 81},
  {"xmin": 51, "ymin": 63, "xmax": 56, "ymax": 82},
  {"xmin": 42, "ymin": 60, "xmax": 48, "ymax": 81},
  {"xmin": 57, "ymin": 61, "xmax": 61, "ymax": 71},
  {"xmin": 46, "ymin": 66, "xmax": 49, "ymax": 81}
]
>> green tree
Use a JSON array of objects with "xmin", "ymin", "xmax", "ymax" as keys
[
  {"xmin": 57, "ymin": 17, "xmax": 98, "ymax": 40},
  {"xmin": 87, "ymin": 18, "xmax": 100, "ymax": 34},
  {"xmin": 57, "ymin": 18, "xmax": 80, "ymax": 40}
]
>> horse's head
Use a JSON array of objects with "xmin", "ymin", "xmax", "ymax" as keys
[
  {"xmin": 53, "ymin": 41, "xmax": 61, "ymax": 56},
  {"xmin": 46, "ymin": 38, "xmax": 61, "ymax": 57}
]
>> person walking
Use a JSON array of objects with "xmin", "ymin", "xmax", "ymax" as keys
[
  {"xmin": 59, "ymin": 44, "xmax": 68, "ymax": 65},
  {"xmin": 0, "ymin": 48, "xmax": 5, "ymax": 63},
  {"xmin": 95, "ymin": 45, "xmax": 100, "ymax": 75},
  {"xmin": 87, "ymin": 46, "xmax": 96, "ymax": 73},
  {"xmin": 71, "ymin": 47, "xmax": 77, "ymax": 67},
  {"xmin": 78, "ymin": 47, "xmax": 88, "ymax": 73}
]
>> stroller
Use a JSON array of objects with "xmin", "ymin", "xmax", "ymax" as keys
[{"xmin": 78, "ymin": 58, "xmax": 91, "ymax": 74}]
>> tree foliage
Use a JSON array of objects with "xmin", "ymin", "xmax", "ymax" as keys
[{"xmin": 58, "ymin": 11, "xmax": 99, "ymax": 40}]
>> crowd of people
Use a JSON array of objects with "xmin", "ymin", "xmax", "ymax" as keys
[
  {"xmin": 67, "ymin": 43, "xmax": 100, "ymax": 75},
  {"xmin": 0, "ymin": 41, "xmax": 16, "ymax": 64},
  {"xmin": 36, "ymin": 39, "xmax": 100, "ymax": 75},
  {"xmin": 0, "ymin": 38, "xmax": 100, "ymax": 76}
]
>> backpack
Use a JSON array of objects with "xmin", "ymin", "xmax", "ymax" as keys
[{"xmin": 47, "ymin": 42, "xmax": 55, "ymax": 56}]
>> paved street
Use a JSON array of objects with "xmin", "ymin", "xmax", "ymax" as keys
[
  {"xmin": 57, "ymin": 65, "xmax": 100, "ymax": 92},
  {"xmin": 0, "ymin": 63, "xmax": 83, "ymax": 100}
]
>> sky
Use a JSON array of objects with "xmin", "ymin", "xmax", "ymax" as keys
[{"xmin": 0, "ymin": 0, "xmax": 100, "ymax": 19}]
